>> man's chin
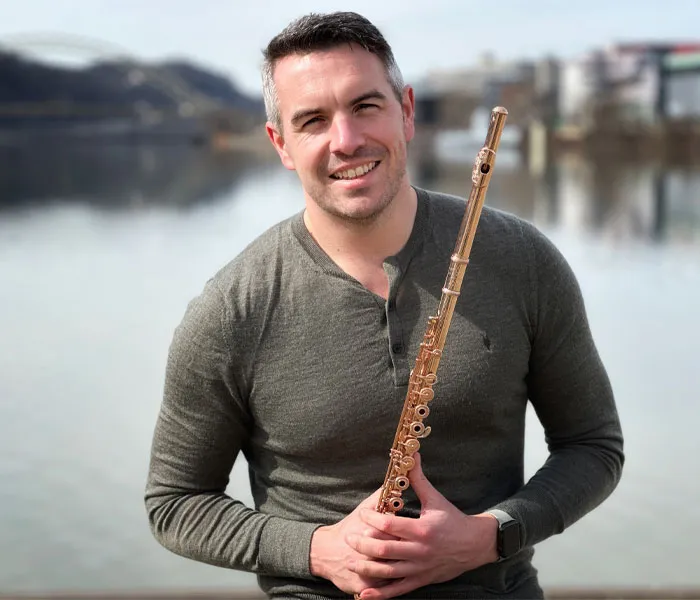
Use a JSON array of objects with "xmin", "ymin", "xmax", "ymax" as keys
[
  {"xmin": 332, "ymin": 198, "xmax": 391, "ymax": 224},
  {"xmin": 306, "ymin": 185, "xmax": 394, "ymax": 223}
]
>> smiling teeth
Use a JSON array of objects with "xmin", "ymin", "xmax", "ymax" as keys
[{"xmin": 331, "ymin": 162, "xmax": 378, "ymax": 180}]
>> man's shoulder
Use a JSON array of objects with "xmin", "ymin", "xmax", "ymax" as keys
[
  {"xmin": 210, "ymin": 212, "xmax": 301, "ymax": 289},
  {"xmin": 418, "ymin": 186, "xmax": 539, "ymax": 241},
  {"xmin": 418, "ymin": 186, "xmax": 570, "ymax": 280}
]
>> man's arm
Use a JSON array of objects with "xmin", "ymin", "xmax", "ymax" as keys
[
  {"xmin": 144, "ymin": 278, "xmax": 320, "ymax": 578},
  {"xmin": 488, "ymin": 222, "xmax": 625, "ymax": 548}
]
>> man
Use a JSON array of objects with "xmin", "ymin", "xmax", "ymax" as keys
[{"xmin": 145, "ymin": 11, "xmax": 624, "ymax": 600}]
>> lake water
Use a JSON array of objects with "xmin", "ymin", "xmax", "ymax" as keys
[{"xmin": 1, "ymin": 139, "xmax": 699, "ymax": 595}]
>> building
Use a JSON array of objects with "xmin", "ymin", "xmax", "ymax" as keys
[
  {"xmin": 413, "ymin": 53, "xmax": 537, "ymax": 129},
  {"xmin": 558, "ymin": 43, "xmax": 700, "ymax": 128}
]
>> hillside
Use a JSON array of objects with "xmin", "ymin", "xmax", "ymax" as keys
[{"xmin": 0, "ymin": 51, "xmax": 266, "ymax": 130}]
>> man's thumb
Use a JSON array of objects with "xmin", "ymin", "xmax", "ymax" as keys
[
  {"xmin": 408, "ymin": 452, "xmax": 437, "ymax": 507},
  {"xmin": 360, "ymin": 486, "xmax": 383, "ymax": 509}
]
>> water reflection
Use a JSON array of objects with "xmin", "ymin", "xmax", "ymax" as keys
[
  {"xmin": 411, "ymin": 136, "xmax": 700, "ymax": 247},
  {"xmin": 0, "ymin": 142, "xmax": 272, "ymax": 212},
  {"xmin": 0, "ymin": 138, "xmax": 698, "ymax": 250}
]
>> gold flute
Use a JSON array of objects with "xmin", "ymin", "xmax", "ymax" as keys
[{"xmin": 375, "ymin": 106, "xmax": 508, "ymax": 515}]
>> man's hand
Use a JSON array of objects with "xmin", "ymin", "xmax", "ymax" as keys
[
  {"xmin": 346, "ymin": 453, "xmax": 499, "ymax": 600},
  {"xmin": 309, "ymin": 488, "xmax": 398, "ymax": 595}
]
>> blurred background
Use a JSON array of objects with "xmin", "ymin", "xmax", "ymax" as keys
[{"xmin": 1, "ymin": 0, "xmax": 699, "ymax": 598}]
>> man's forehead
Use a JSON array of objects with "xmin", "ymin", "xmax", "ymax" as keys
[
  {"xmin": 273, "ymin": 45, "xmax": 383, "ymax": 81},
  {"xmin": 271, "ymin": 46, "xmax": 394, "ymax": 125}
]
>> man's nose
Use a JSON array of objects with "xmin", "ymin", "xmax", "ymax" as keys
[{"xmin": 329, "ymin": 115, "xmax": 364, "ymax": 156}]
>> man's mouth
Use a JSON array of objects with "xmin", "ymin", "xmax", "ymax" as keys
[{"xmin": 329, "ymin": 161, "xmax": 380, "ymax": 181}]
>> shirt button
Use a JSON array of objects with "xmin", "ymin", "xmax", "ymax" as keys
[{"xmin": 392, "ymin": 342, "xmax": 404, "ymax": 354}]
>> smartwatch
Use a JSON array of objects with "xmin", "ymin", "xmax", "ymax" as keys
[{"xmin": 487, "ymin": 509, "xmax": 522, "ymax": 560}]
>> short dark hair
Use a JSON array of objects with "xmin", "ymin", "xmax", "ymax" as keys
[{"xmin": 261, "ymin": 12, "xmax": 405, "ymax": 129}]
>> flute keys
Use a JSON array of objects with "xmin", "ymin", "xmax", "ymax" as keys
[
  {"xmin": 387, "ymin": 496, "xmax": 404, "ymax": 512},
  {"xmin": 403, "ymin": 438, "xmax": 420, "ymax": 453},
  {"xmin": 419, "ymin": 387, "xmax": 434, "ymax": 402},
  {"xmin": 409, "ymin": 421, "xmax": 427, "ymax": 437},
  {"xmin": 414, "ymin": 404, "xmax": 430, "ymax": 418},
  {"xmin": 394, "ymin": 476, "xmax": 410, "ymax": 490},
  {"xmin": 400, "ymin": 455, "xmax": 415, "ymax": 470}
]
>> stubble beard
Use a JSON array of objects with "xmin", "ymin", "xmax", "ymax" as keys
[{"xmin": 311, "ymin": 152, "xmax": 408, "ymax": 227}]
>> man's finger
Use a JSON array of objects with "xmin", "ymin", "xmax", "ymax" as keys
[
  {"xmin": 359, "ymin": 487, "xmax": 384, "ymax": 509},
  {"xmin": 407, "ymin": 452, "xmax": 439, "ymax": 509},
  {"xmin": 358, "ymin": 507, "xmax": 425, "ymax": 540},
  {"xmin": 362, "ymin": 526, "xmax": 397, "ymax": 541},
  {"xmin": 348, "ymin": 557, "xmax": 414, "ymax": 580},
  {"xmin": 346, "ymin": 533, "xmax": 423, "ymax": 561},
  {"xmin": 359, "ymin": 574, "xmax": 429, "ymax": 600}
]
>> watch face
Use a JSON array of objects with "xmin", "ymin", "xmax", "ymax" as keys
[{"xmin": 500, "ymin": 520, "xmax": 521, "ymax": 558}]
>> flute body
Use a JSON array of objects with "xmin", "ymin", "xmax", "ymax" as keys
[{"xmin": 374, "ymin": 106, "xmax": 509, "ymax": 515}]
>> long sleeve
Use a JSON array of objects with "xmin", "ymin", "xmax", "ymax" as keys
[
  {"xmin": 144, "ymin": 278, "xmax": 321, "ymax": 578},
  {"xmin": 489, "ymin": 223, "xmax": 625, "ymax": 548}
]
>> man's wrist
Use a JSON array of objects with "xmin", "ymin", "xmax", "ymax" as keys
[
  {"xmin": 309, "ymin": 524, "xmax": 331, "ymax": 578},
  {"xmin": 478, "ymin": 512, "xmax": 500, "ymax": 564}
]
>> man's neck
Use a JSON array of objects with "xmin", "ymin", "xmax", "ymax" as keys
[
  {"xmin": 302, "ymin": 185, "xmax": 417, "ymax": 300},
  {"xmin": 303, "ymin": 185, "xmax": 418, "ymax": 268}
]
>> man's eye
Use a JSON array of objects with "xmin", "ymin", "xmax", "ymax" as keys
[
  {"xmin": 357, "ymin": 103, "xmax": 378, "ymax": 111},
  {"xmin": 303, "ymin": 117, "xmax": 322, "ymax": 128}
]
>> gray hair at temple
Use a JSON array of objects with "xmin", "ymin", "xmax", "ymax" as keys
[{"xmin": 261, "ymin": 12, "xmax": 405, "ymax": 131}]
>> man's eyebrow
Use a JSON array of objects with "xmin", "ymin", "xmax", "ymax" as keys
[
  {"xmin": 290, "ymin": 107, "xmax": 322, "ymax": 128},
  {"xmin": 349, "ymin": 90, "xmax": 388, "ymax": 105},
  {"xmin": 289, "ymin": 90, "xmax": 389, "ymax": 128}
]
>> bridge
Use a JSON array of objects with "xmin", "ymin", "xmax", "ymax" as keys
[
  {"xmin": 0, "ymin": 32, "xmax": 262, "ymax": 146},
  {"xmin": 1, "ymin": 33, "xmax": 213, "ymax": 111}
]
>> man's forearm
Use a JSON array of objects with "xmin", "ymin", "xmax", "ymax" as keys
[
  {"xmin": 146, "ymin": 485, "xmax": 322, "ymax": 578},
  {"xmin": 489, "ymin": 437, "xmax": 624, "ymax": 548}
]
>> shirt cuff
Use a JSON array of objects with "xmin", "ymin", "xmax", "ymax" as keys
[{"xmin": 257, "ymin": 516, "xmax": 323, "ymax": 579}]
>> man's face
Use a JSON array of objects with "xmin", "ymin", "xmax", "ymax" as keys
[{"xmin": 266, "ymin": 44, "xmax": 415, "ymax": 223}]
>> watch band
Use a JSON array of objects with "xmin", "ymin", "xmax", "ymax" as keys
[
  {"xmin": 486, "ymin": 509, "xmax": 521, "ymax": 561},
  {"xmin": 487, "ymin": 508, "xmax": 514, "ymax": 525}
]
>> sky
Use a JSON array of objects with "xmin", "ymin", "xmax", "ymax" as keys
[{"xmin": 1, "ymin": 0, "xmax": 699, "ymax": 97}]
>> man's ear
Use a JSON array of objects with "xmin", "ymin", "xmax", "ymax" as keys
[
  {"xmin": 401, "ymin": 85, "xmax": 416, "ymax": 144},
  {"xmin": 266, "ymin": 122, "xmax": 295, "ymax": 171}
]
